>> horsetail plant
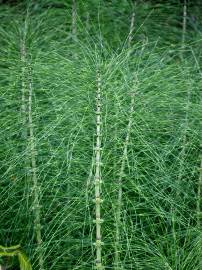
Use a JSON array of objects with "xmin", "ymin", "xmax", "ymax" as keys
[
  {"xmin": 94, "ymin": 69, "xmax": 104, "ymax": 270},
  {"xmin": 114, "ymin": 76, "xmax": 138, "ymax": 270}
]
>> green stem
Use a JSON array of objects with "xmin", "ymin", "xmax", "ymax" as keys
[
  {"xmin": 197, "ymin": 152, "xmax": 202, "ymax": 227},
  {"xmin": 21, "ymin": 38, "xmax": 27, "ymax": 140},
  {"xmin": 177, "ymin": 82, "xmax": 190, "ymax": 186},
  {"xmin": 27, "ymin": 65, "xmax": 44, "ymax": 270},
  {"xmin": 114, "ymin": 77, "xmax": 138, "ymax": 270},
  {"xmin": 94, "ymin": 70, "xmax": 104, "ymax": 269},
  {"xmin": 128, "ymin": 11, "xmax": 135, "ymax": 48},
  {"xmin": 181, "ymin": 0, "xmax": 187, "ymax": 58},
  {"xmin": 72, "ymin": 0, "xmax": 77, "ymax": 41}
]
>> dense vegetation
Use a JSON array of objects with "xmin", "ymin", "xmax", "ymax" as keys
[{"xmin": 0, "ymin": 0, "xmax": 201, "ymax": 269}]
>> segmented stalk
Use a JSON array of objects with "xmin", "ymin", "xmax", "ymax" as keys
[
  {"xmin": 197, "ymin": 149, "xmax": 202, "ymax": 227},
  {"xmin": 114, "ymin": 12, "xmax": 136, "ymax": 266},
  {"xmin": 20, "ymin": 24, "xmax": 32, "ymax": 214},
  {"xmin": 20, "ymin": 18, "xmax": 44, "ymax": 269},
  {"xmin": 127, "ymin": 7, "xmax": 135, "ymax": 58},
  {"xmin": 191, "ymin": 53, "xmax": 202, "ymax": 228},
  {"xmin": 21, "ymin": 38, "xmax": 27, "ymax": 139},
  {"xmin": 114, "ymin": 78, "xmax": 138, "ymax": 269},
  {"xmin": 190, "ymin": 48, "xmax": 202, "ymax": 268},
  {"xmin": 27, "ymin": 64, "xmax": 44, "ymax": 270},
  {"xmin": 177, "ymin": 82, "xmax": 191, "ymax": 186},
  {"xmin": 85, "ymin": 11, "xmax": 90, "ymax": 32},
  {"xmin": 72, "ymin": 0, "xmax": 77, "ymax": 41},
  {"xmin": 196, "ymin": 146, "xmax": 202, "ymax": 270},
  {"xmin": 94, "ymin": 70, "xmax": 104, "ymax": 270},
  {"xmin": 128, "ymin": 11, "xmax": 135, "ymax": 48},
  {"xmin": 181, "ymin": 0, "xmax": 187, "ymax": 54}
]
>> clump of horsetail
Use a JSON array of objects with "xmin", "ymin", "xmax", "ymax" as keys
[{"xmin": 93, "ymin": 69, "xmax": 104, "ymax": 269}]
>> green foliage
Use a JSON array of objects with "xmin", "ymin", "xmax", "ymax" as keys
[{"xmin": 0, "ymin": 1, "xmax": 201, "ymax": 269}]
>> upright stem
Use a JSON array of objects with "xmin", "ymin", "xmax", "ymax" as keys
[
  {"xmin": 72, "ymin": 0, "xmax": 77, "ymax": 41},
  {"xmin": 114, "ymin": 79, "xmax": 137, "ymax": 269},
  {"xmin": 20, "ymin": 17, "xmax": 44, "ymax": 269},
  {"xmin": 21, "ymin": 38, "xmax": 27, "ymax": 139},
  {"xmin": 177, "ymin": 83, "xmax": 190, "ymax": 186},
  {"xmin": 128, "ymin": 11, "xmax": 135, "ymax": 48},
  {"xmin": 27, "ymin": 65, "xmax": 44, "ymax": 270},
  {"xmin": 190, "ymin": 48, "xmax": 202, "ymax": 268},
  {"xmin": 196, "ymin": 66, "xmax": 202, "ymax": 228},
  {"xmin": 20, "ymin": 34, "xmax": 30, "ymax": 199},
  {"xmin": 197, "ymin": 147, "xmax": 202, "ymax": 270},
  {"xmin": 127, "ymin": 6, "xmax": 135, "ymax": 59},
  {"xmin": 181, "ymin": 0, "xmax": 187, "ymax": 55},
  {"xmin": 197, "ymin": 151, "xmax": 202, "ymax": 227},
  {"xmin": 85, "ymin": 11, "xmax": 90, "ymax": 32},
  {"xmin": 94, "ymin": 70, "xmax": 104, "ymax": 269}
]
